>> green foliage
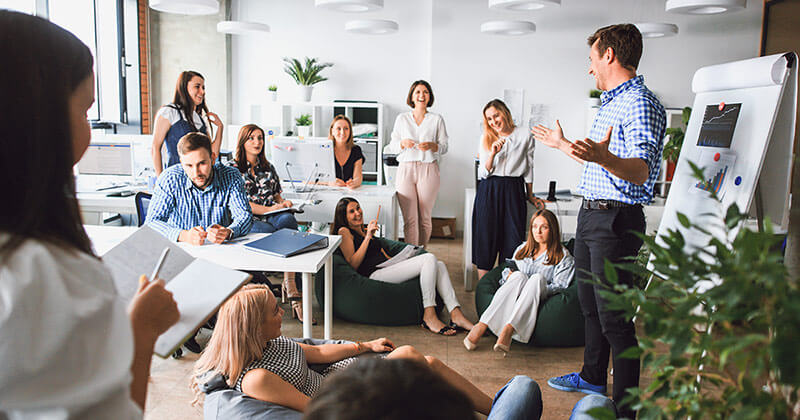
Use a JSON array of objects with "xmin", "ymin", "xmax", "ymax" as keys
[
  {"xmin": 295, "ymin": 114, "xmax": 312, "ymax": 126},
  {"xmin": 590, "ymin": 89, "xmax": 603, "ymax": 98},
  {"xmin": 593, "ymin": 181, "xmax": 800, "ymax": 418},
  {"xmin": 267, "ymin": 84, "xmax": 278, "ymax": 92},
  {"xmin": 282, "ymin": 57, "xmax": 333, "ymax": 86},
  {"xmin": 663, "ymin": 107, "xmax": 692, "ymax": 163}
]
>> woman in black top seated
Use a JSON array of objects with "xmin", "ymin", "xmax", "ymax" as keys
[
  {"xmin": 333, "ymin": 197, "xmax": 474, "ymax": 335},
  {"xmin": 329, "ymin": 115, "xmax": 364, "ymax": 188}
]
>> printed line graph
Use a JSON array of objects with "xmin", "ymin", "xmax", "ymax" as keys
[{"xmin": 697, "ymin": 103, "xmax": 741, "ymax": 148}]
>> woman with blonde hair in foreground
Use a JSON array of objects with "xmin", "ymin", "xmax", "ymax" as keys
[{"xmin": 191, "ymin": 284, "xmax": 492, "ymax": 415}]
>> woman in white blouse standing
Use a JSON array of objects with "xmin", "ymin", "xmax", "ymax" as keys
[
  {"xmin": 473, "ymin": 99, "xmax": 544, "ymax": 280},
  {"xmin": 389, "ymin": 80, "xmax": 448, "ymax": 247}
]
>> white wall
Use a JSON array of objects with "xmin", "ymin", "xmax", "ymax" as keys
[{"xmin": 227, "ymin": 0, "xmax": 762, "ymax": 231}]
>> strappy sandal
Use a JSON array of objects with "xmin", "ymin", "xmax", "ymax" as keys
[
  {"xmin": 449, "ymin": 321, "xmax": 471, "ymax": 332},
  {"xmin": 421, "ymin": 320, "xmax": 456, "ymax": 336}
]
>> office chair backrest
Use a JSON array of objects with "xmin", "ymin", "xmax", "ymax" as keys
[{"xmin": 135, "ymin": 192, "xmax": 152, "ymax": 227}]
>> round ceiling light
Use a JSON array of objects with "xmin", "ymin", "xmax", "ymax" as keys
[
  {"xmin": 665, "ymin": 0, "xmax": 746, "ymax": 14},
  {"xmin": 488, "ymin": 0, "xmax": 560, "ymax": 11},
  {"xmin": 481, "ymin": 20, "xmax": 536, "ymax": 36},
  {"xmin": 149, "ymin": 0, "xmax": 219, "ymax": 15},
  {"xmin": 315, "ymin": 0, "xmax": 383, "ymax": 13},
  {"xmin": 635, "ymin": 22, "xmax": 679, "ymax": 38},
  {"xmin": 345, "ymin": 19, "xmax": 398, "ymax": 35},
  {"xmin": 217, "ymin": 21, "xmax": 270, "ymax": 35}
]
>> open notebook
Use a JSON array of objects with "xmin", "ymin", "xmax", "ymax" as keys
[{"xmin": 101, "ymin": 226, "xmax": 251, "ymax": 358}]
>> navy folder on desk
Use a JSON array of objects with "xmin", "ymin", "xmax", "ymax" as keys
[{"xmin": 244, "ymin": 229, "xmax": 329, "ymax": 258}]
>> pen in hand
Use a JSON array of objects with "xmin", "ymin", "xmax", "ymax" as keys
[{"xmin": 148, "ymin": 248, "xmax": 170, "ymax": 283}]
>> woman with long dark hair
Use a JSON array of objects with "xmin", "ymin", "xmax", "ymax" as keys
[
  {"xmin": 464, "ymin": 209, "xmax": 574, "ymax": 356},
  {"xmin": 332, "ymin": 198, "xmax": 473, "ymax": 335},
  {"xmin": 228, "ymin": 124, "xmax": 311, "ymax": 324},
  {"xmin": 473, "ymin": 99, "xmax": 544, "ymax": 280},
  {"xmin": 0, "ymin": 11, "xmax": 179, "ymax": 416},
  {"xmin": 152, "ymin": 70, "xmax": 224, "ymax": 175}
]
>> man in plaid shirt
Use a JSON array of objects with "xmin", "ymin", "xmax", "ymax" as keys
[
  {"xmin": 533, "ymin": 24, "xmax": 666, "ymax": 418},
  {"xmin": 146, "ymin": 132, "xmax": 252, "ymax": 245}
]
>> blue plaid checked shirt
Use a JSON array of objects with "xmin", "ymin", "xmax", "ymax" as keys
[
  {"xmin": 145, "ymin": 163, "xmax": 253, "ymax": 241},
  {"xmin": 577, "ymin": 75, "xmax": 666, "ymax": 204}
]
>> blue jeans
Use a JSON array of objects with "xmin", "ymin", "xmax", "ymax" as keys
[
  {"xmin": 487, "ymin": 375, "xmax": 542, "ymax": 420},
  {"xmin": 250, "ymin": 212, "xmax": 298, "ymax": 234},
  {"xmin": 570, "ymin": 394, "xmax": 618, "ymax": 420}
]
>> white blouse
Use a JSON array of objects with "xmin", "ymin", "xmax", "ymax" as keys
[
  {"xmin": 477, "ymin": 126, "xmax": 535, "ymax": 183},
  {"xmin": 155, "ymin": 104, "xmax": 205, "ymax": 129},
  {"xmin": 388, "ymin": 111, "xmax": 449, "ymax": 163},
  {"xmin": 0, "ymin": 235, "xmax": 141, "ymax": 419}
]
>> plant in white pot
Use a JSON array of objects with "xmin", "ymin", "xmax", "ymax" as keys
[
  {"xmin": 295, "ymin": 114, "xmax": 312, "ymax": 137},
  {"xmin": 268, "ymin": 84, "xmax": 278, "ymax": 101},
  {"xmin": 588, "ymin": 89, "xmax": 602, "ymax": 107},
  {"xmin": 283, "ymin": 57, "xmax": 333, "ymax": 102}
]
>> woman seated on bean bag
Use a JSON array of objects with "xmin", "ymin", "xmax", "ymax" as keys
[
  {"xmin": 190, "ymin": 284, "xmax": 493, "ymax": 415},
  {"xmin": 333, "ymin": 197, "xmax": 474, "ymax": 335},
  {"xmin": 464, "ymin": 209, "xmax": 574, "ymax": 355}
]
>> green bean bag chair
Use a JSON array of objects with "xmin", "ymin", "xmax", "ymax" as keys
[
  {"xmin": 314, "ymin": 238, "xmax": 434, "ymax": 326},
  {"xmin": 474, "ymin": 241, "xmax": 585, "ymax": 347}
]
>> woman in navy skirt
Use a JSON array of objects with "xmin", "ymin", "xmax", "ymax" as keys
[{"xmin": 473, "ymin": 99, "xmax": 543, "ymax": 280}]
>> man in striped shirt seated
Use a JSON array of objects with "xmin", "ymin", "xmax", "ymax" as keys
[{"xmin": 146, "ymin": 132, "xmax": 253, "ymax": 245}]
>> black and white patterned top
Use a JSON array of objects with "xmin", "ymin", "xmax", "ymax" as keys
[
  {"xmin": 234, "ymin": 336, "xmax": 356, "ymax": 397},
  {"xmin": 228, "ymin": 159, "xmax": 282, "ymax": 222}
]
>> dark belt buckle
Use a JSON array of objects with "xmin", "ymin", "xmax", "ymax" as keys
[{"xmin": 597, "ymin": 200, "xmax": 609, "ymax": 210}]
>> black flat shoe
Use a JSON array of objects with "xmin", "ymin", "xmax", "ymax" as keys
[
  {"xmin": 449, "ymin": 321, "xmax": 471, "ymax": 332},
  {"xmin": 421, "ymin": 320, "xmax": 457, "ymax": 336},
  {"xmin": 184, "ymin": 336, "xmax": 203, "ymax": 354}
]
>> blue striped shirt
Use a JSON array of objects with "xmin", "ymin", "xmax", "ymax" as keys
[
  {"xmin": 145, "ymin": 163, "xmax": 253, "ymax": 241},
  {"xmin": 577, "ymin": 75, "xmax": 666, "ymax": 204}
]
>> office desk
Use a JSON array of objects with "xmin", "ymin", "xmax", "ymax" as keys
[
  {"xmin": 85, "ymin": 225, "xmax": 342, "ymax": 339},
  {"xmin": 282, "ymin": 184, "xmax": 399, "ymax": 240},
  {"xmin": 77, "ymin": 192, "xmax": 138, "ymax": 224}
]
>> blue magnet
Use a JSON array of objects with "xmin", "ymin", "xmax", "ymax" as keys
[{"xmin": 734, "ymin": 176, "xmax": 742, "ymax": 186}]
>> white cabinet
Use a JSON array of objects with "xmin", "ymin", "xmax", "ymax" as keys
[{"xmin": 251, "ymin": 101, "xmax": 385, "ymax": 185}]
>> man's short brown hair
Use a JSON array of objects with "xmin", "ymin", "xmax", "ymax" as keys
[
  {"xmin": 177, "ymin": 132, "xmax": 212, "ymax": 157},
  {"xmin": 588, "ymin": 24, "xmax": 643, "ymax": 71},
  {"xmin": 406, "ymin": 80, "xmax": 434, "ymax": 108}
]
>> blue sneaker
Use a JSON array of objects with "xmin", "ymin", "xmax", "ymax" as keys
[{"xmin": 547, "ymin": 372, "xmax": 606, "ymax": 395}]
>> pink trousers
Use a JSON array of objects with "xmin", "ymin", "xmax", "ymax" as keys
[{"xmin": 396, "ymin": 161, "xmax": 440, "ymax": 246}]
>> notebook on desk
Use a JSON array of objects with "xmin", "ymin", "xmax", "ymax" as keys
[{"xmin": 243, "ymin": 228, "xmax": 329, "ymax": 258}]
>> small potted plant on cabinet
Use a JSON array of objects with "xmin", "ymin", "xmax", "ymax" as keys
[
  {"xmin": 268, "ymin": 84, "xmax": 278, "ymax": 101},
  {"xmin": 295, "ymin": 114, "xmax": 312, "ymax": 138},
  {"xmin": 588, "ymin": 89, "xmax": 602, "ymax": 107},
  {"xmin": 283, "ymin": 56, "xmax": 333, "ymax": 102}
]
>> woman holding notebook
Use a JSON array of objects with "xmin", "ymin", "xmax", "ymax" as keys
[
  {"xmin": 332, "ymin": 198, "xmax": 473, "ymax": 335},
  {"xmin": 0, "ymin": 11, "xmax": 179, "ymax": 417}
]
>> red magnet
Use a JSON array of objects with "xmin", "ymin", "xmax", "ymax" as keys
[
  {"xmin": 714, "ymin": 153, "xmax": 721, "ymax": 161},
  {"xmin": 718, "ymin": 102, "xmax": 725, "ymax": 111}
]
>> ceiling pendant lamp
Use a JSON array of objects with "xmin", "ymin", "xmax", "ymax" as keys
[
  {"xmin": 315, "ymin": 0, "xmax": 384, "ymax": 13},
  {"xmin": 149, "ymin": 0, "xmax": 219, "ymax": 15},
  {"xmin": 481, "ymin": 20, "xmax": 536, "ymax": 36},
  {"xmin": 488, "ymin": 0, "xmax": 560, "ymax": 11},
  {"xmin": 345, "ymin": 19, "xmax": 398, "ymax": 35},
  {"xmin": 635, "ymin": 22, "xmax": 679, "ymax": 38},
  {"xmin": 217, "ymin": 21, "xmax": 270, "ymax": 35},
  {"xmin": 665, "ymin": 0, "xmax": 746, "ymax": 14}
]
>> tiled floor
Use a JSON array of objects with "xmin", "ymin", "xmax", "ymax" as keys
[{"xmin": 143, "ymin": 238, "xmax": 599, "ymax": 419}]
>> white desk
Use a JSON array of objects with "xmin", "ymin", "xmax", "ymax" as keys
[
  {"xmin": 85, "ymin": 225, "xmax": 342, "ymax": 339},
  {"xmin": 282, "ymin": 183, "xmax": 400, "ymax": 240},
  {"xmin": 77, "ymin": 192, "xmax": 139, "ymax": 224}
]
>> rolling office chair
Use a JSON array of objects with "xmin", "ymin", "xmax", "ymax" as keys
[{"xmin": 134, "ymin": 192, "xmax": 152, "ymax": 227}]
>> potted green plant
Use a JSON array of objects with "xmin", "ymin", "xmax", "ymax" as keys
[
  {"xmin": 594, "ymin": 186, "xmax": 800, "ymax": 419},
  {"xmin": 283, "ymin": 57, "xmax": 333, "ymax": 102},
  {"xmin": 268, "ymin": 84, "xmax": 278, "ymax": 101},
  {"xmin": 663, "ymin": 107, "xmax": 692, "ymax": 184},
  {"xmin": 588, "ymin": 89, "xmax": 602, "ymax": 106},
  {"xmin": 295, "ymin": 113, "xmax": 312, "ymax": 137}
]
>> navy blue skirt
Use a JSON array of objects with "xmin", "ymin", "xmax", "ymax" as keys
[{"xmin": 471, "ymin": 176, "xmax": 527, "ymax": 271}]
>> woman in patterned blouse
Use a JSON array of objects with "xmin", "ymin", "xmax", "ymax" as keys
[
  {"xmin": 191, "ymin": 284, "xmax": 493, "ymax": 415},
  {"xmin": 229, "ymin": 124, "xmax": 311, "ymax": 323}
]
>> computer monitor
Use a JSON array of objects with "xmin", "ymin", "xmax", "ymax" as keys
[
  {"xmin": 269, "ymin": 137, "xmax": 335, "ymax": 188},
  {"xmin": 77, "ymin": 142, "xmax": 134, "ymax": 176}
]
